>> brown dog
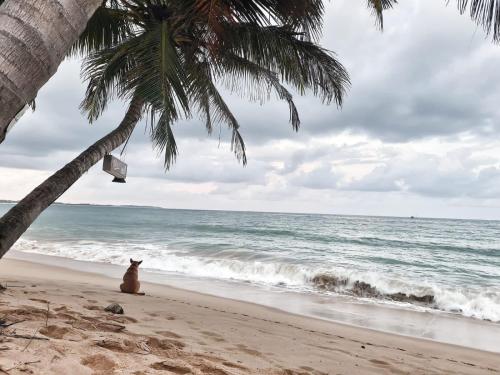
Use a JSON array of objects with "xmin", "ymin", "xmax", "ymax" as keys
[{"xmin": 120, "ymin": 259, "xmax": 142, "ymax": 294}]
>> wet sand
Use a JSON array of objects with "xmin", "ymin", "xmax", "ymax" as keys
[{"xmin": 1, "ymin": 258, "xmax": 499, "ymax": 374}]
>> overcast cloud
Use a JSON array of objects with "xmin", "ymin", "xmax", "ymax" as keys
[{"xmin": 1, "ymin": 0, "xmax": 500, "ymax": 220}]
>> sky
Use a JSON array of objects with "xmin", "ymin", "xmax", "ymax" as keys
[{"xmin": 1, "ymin": 0, "xmax": 500, "ymax": 220}]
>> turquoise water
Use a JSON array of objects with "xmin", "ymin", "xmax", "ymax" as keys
[{"xmin": 2, "ymin": 203, "xmax": 500, "ymax": 322}]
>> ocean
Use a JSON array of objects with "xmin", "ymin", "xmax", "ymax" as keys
[{"xmin": 2, "ymin": 202, "xmax": 499, "ymax": 326}]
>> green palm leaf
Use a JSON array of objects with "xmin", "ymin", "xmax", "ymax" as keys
[
  {"xmin": 456, "ymin": 0, "xmax": 500, "ymax": 41},
  {"xmin": 366, "ymin": 0, "xmax": 398, "ymax": 29},
  {"xmin": 217, "ymin": 23, "xmax": 350, "ymax": 106},
  {"xmin": 69, "ymin": 3, "xmax": 132, "ymax": 56},
  {"xmin": 79, "ymin": 0, "xmax": 351, "ymax": 169}
]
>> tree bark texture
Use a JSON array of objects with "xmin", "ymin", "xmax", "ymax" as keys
[
  {"xmin": 0, "ymin": 0, "xmax": 103, "ymax": 143},
  {"xmin": 0, "ymin": 96, "xmax": 143, "ymax": 258}
]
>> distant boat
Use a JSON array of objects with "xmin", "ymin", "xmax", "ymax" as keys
[{"xmin": 410, "ymin": 216, "xmax": 415, "ymax": 219}]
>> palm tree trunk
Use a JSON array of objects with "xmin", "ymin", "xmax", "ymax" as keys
[
  {"xmin": 0, "ymin": 0, "xmax": 103, "ymax": 143},
  {"xmin": 0, "ymin": 96, "xmax": 143, "ymax": 259}
]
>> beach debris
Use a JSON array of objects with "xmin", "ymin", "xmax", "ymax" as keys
[
  {"xmin": 45, "ymin": 302, "xmax": 50, "ymax": 327},
  {"xmin": 1, "ymin": 333, "xmax": 49, "ymax": 341},
  {"xmin": 351, "ymin": 281, "xmax": 380, "ymax": 298},
  {"xmin": 310, "ymin": 273, "xmax": 436, "ymax": 306},
  {"xmin": 0, "ymin": 284, "xmax": 6, "ymax": 292},
  {"xmin": 0, "ymin": 360, "xmax": 41, "ymax": 374},
  {"xmin": 105, "ymin": 303, "xmax": 124, "ymax": 315},
  {"xmin": 0, "ymin": 319, "xmax": 26, "ymax": 329},
  {"xmin": 311, "ymin": 274, "xmax": 348, "ymax": 290},
  {"xmin": 22, "ymin": 328, "xmax": 40, "ymax": 352}
]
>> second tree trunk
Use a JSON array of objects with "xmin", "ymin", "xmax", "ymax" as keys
[{"xmin": 0, "ymin": 97, "xmax": 144, "ymax": 259}]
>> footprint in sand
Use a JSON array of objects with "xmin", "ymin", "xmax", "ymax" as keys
[
  {"xmin": 81, "ymin": 354, "xmax": 116, "ymax": 374},
  {"xmin": 83, "ymin": 305, "xmax": 102, "ymax": 311},
  {"xmin": 105, "ymin": 315, "xmax": 138, "ymax": 324},
  {"xmin": 96, "ymin": 338, "xmax": 137, "ymax": 353},
  {"xmin": 53, "ymin": 306, "xmax": 71, "ymax": 313},
  {"xmin": 71, "ymin": 316, "xmax": 125, "ymax": 333},
  {"xmin": 147, "ymin": 336, "xmax": 185, "ymax": 351},
  {"xmin": 369, "ymin": 359, "xmax": 407, "ymax": 375},
  {"xmin": 28, "ymin": 298, "xmax": 49, "ymax": 304},
  {"xmin": 156, "ymin": 330, "xmax": 182, "ymax": 339},
  {"xmin": 150, "ymin": 359, "xmax": 191, "ymax": 374},
  {"xmin": 196, "ymin": 364, "xmax": 229, "ymax": 375},
  {"xmin": 1, "ymin": 306, "xmax": 53, "ymax": 320},
  {"xmin": 370, "ymin": 359, "xmax": 390, "ymax": 366},
  {"xmin": 201, "ymin": 331, "xmax": 226, "ymax": 343},
  {"xmin": 222, "ymin": 361, "xmax": 248, "ymax": 370},
  {"xmin": 40, "ymin": 325, "xmax": 81, "ymax": 340},
  {"xmin": 235, "ymin": 344, "xmax": 262, "ymax": 357}
]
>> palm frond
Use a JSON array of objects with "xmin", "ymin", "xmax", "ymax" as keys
[
  {"xmin": 274, "ymin": 0, "xmax": 326, "ymax": 40},
  {"xmin": 69, "ymin": 3, "xmax": 132, "ymax": 57},
  {"xmin": 366, "ymin": 0, "xmax": 398, "ymax": 30},
  {"xmin": 217, "ymin": 52, "xmax": 300, "ymax": 130},
  {"xmin": 187, "ymin": 57, "xmax": 248, "ymax": 164},
  {"xmin": 81, "ymin": 33, "xmax": 142, "ymax": 121},
  {"xmin": 79, "ymin": 0, "xmax": 348, "ymax": 169},
  {"xmin": 204, "ymin": 85, "xmax": 247, "ymax": 165},
  {"xmin": 218, "ymin": 23, "xmax": 350, "ymax": 106},
  {"xmin": 186, "ymin": 0, "xmax": 325, "ymax": 40},
  {"xmin": 185, "ymin": 57, "xmax": 214, "ymax": 134},
  {"xmin": 151, "ymin": 109, "xmax": 178, "ymax": 169},
  {"xmin": 455, "ymin": 0, "xmax": 500, "ymax": 41}
]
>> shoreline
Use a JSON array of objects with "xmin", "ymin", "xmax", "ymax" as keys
[
  {"xmin": 1, "ymin": 257, "xmax": 499, "ymax": 374},
  {"xmin": 7, "ymin": 249, "xmax": 500, "ymax": 353}
]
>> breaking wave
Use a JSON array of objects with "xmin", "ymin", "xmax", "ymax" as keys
[{"xmin": 13, "ymin": 238, "xmax": 500, "ymax": 323}]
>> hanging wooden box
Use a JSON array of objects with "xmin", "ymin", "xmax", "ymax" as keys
[{"xmin": 103, "ymin": 155, "xmax": 127, "ymax": 180}]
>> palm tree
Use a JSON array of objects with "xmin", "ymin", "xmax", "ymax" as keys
[
  {"xmin": 2, "ymin": 0, "xmax": 498, "ymax": 257},
  {"xmin": 0, "ymin": 0, "xmax": 103, "ymax": 142},
  {"xmin": 0, "ymin": 0, "xmax": 350, "ymax": 257},
  {"xmin": 366, "ymin": 0, "xmax": 500, "ymax": 41},
  {"xmin": 2, "ymin": 0, "xmax": 498, "ymax": 144}
]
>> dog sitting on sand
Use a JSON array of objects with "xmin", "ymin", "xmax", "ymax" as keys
[{"xmin": 120, "ymin": 259, "xmax": 143, "ymax": 294}]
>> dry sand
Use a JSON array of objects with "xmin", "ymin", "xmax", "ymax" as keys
[{"xmin": 0, "ymin": 258, "xmax": 498, "ymax": 374}]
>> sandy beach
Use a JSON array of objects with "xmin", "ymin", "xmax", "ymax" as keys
[{"xmin": 0, "ymin": 258, "xmax": 498, "ymax": 374}]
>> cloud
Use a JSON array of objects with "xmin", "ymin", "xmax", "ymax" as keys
[
  {"xmin": 290, "ymin": 164, "xmax": 340, "ymax": 190},
  {"xmin": 1, "ymin": 0, "xmax": 500, "ymax": 220},
  {"xmin": 361, "ymin": 163, "xmax": 500, "ymax": 198},
  {"xmin": 342, "ymin": 147, "xmax": 500, "ymax": 198}
]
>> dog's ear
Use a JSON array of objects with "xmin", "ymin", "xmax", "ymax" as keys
[
  {"xmin": 138, "ymin": 260, "xmax": 143, "ymax": 265},
  {"xmin": 130, "ymin": 258, "xmax": 133, "ymax": 264}
]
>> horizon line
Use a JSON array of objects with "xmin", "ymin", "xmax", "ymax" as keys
[{"xmin": 1, "ymin": 199, "xmax": 498, "ymax": 222}]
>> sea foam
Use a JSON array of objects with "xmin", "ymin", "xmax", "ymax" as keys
[{"xmin": 14, "ymin": 237, "xmax": 500, "ymax": 322}]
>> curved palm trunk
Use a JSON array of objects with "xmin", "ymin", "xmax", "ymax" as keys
[
  {"xmin": 0, "ymin": 97, "xmax": 143, "ymax": 259},
  {"xmin": 0, "ymin": 0, "xmax": 103, "ymax": 143}
]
